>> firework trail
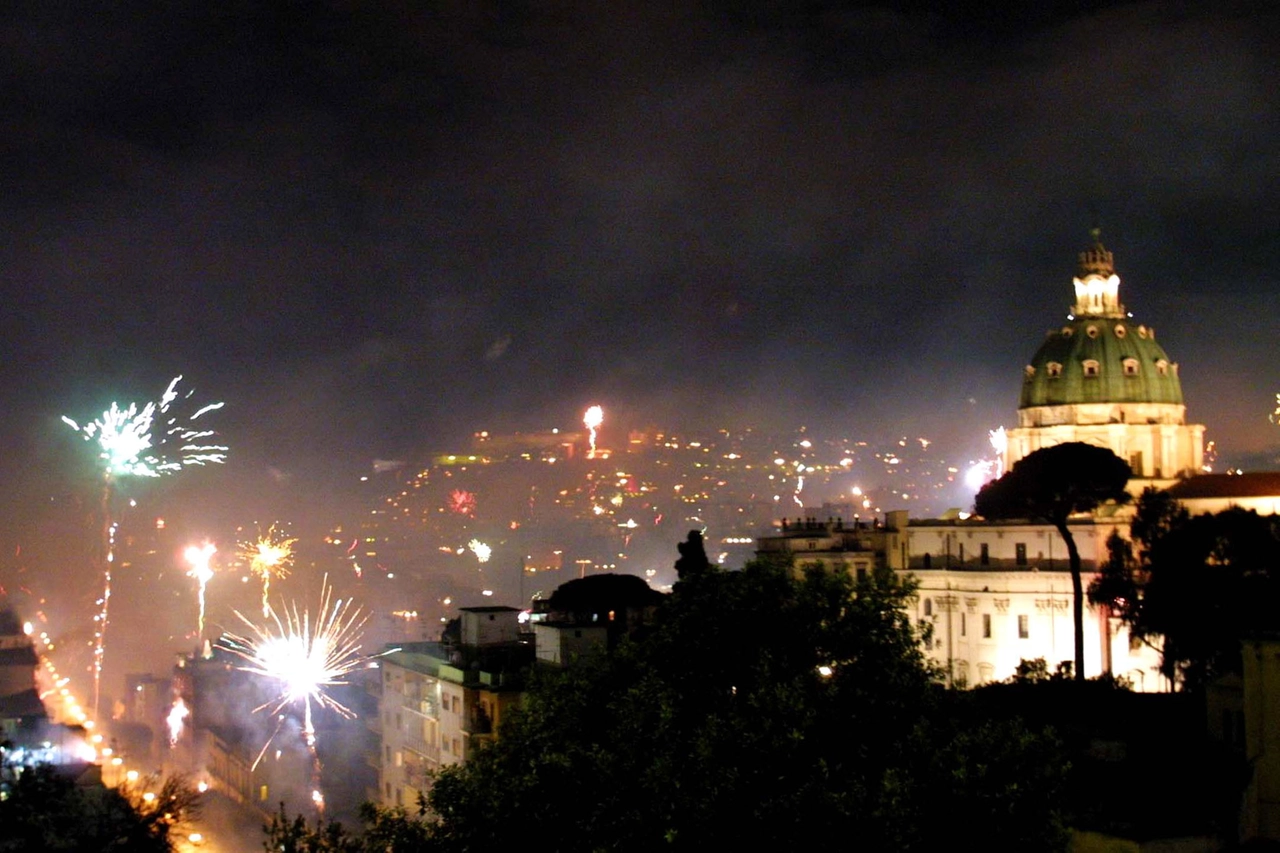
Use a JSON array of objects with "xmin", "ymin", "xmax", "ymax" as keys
[
  {"xmin": 62, "ymin": 376, "xmax": 226, "ymax": 716},
  {"xmin": 583, "ymin": 405, "xmax": 603, "ymax": 458},
  {"xmin": 185, "ymin": 543, "xmax": 217, "ymax": 640},
  {"xmin": 467, "ymin": 539, "xmax": 492, "ymax": 564},
  {"xmin": 218, "ymin": 578, "xmax": 373, "ymax": 811},
  {"xmin": 240, "ymin": 526, "xmax": 297, "ymax": 617}
]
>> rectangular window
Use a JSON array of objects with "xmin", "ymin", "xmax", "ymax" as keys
[
  {"xmin": 1015, "ymin": 543, "xmax": 1027, "ymax": 566},
  {"xmin": 980, "ymin": 544, "xmax": 989, "ymax": 566},
  {"xmin": 982, "ymin": 614, "xmax": 992, "ymax": 639},
  {"xmin": 856, "ymin": 567, "xmax": 867, "ymax": 582},
  {"xmin": 960, "ymin": 612, "xmax": 966, "ymax": 637},
  {"xmin": 1018, "ymin": 615, "xmax": 1029, "ymax": 639}
]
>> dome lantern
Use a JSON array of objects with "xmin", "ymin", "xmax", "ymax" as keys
[{"xmin": 1071, "ymin": 228, "xmax": 1125, "ymax": 319}]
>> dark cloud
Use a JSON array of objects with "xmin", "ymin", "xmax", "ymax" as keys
[{"xmin": 0, "ymin": 0, "xmax": 1275, "ymax": 502}]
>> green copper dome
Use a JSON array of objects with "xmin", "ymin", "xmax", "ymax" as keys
[
  {"xmin": 1019, "ymin": 234, "xmax": 1185, "ymax": 408},
  {"xmin": 1020, "ymin": 319, "xmax": 1184, "ymax": 407}
]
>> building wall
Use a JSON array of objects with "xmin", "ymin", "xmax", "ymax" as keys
[
  {"xmin": 1242, "ymin": 638, "xmax": 1280, "ymax": 843},
  {"xmin": 378, "ymin": 658, "xmax": 444, "ymax": 808},
  {"xmin": 533, "ymin": 623, "xmax": 608, "ymax": 665},
  {"xmin": 376, "ymin": 647, "xmax": 526, "ymax": 809},
  {"xmin": 757, "ymin": 514, "xmax": 1167, "ymax": 691},
  {"xmin": 911, "ymin": 570, "xmax": 1163, "ymax": 690}
]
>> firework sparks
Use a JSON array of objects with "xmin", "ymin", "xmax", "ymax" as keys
[
  {"xmin": 989, "ymin": 426, "xmax": 1008, "ymax": 479},
  {"xmin": 63, "ymin": 376, "xmax": 225, "ymax": 717},
  {"xmin": 448, "ymin": 489, "xmax": 477, "ymax": 516},
  {"xmin": 62, "ymin": 376, "xmax": 227, "ymax": 477},
  {"xmin": 218, "ymin": 577, "xmax": 372, "ymax": 805},
  {"xmin": 166, "ymin": 697, "xmax": 189, "ymax": 747},
  {"xmin": 583, "ymin": 405, "xmax": 603, "ymax": 458},
  {"xmin": 185, "ymin": 543, "xmax": 217, "ymax": 640},
  {"xmin": 468, "ymin": 539, "xmax": 492, "ymax": 563},
  {"xmin": 240, "ymin": 526, "xmax": 297, "ymax": 617}
]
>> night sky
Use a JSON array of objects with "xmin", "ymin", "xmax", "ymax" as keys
[{"xmin": 2, "ymin": 0, "xmax": 1278, "ymax": 514}]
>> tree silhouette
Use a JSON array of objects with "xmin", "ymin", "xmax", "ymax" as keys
[
  {"xmin": 975, "ymin": 443, "xmax": 1131, "ymax": 681},
  {"xmin": 674, "ymin": 530, "xmax": 711, "ymax": 579},
  {"xmin": 1094, "ymin": 502, "xmax": 1280, "ymax": 691}
]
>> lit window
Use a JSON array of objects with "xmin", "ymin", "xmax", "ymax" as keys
[
  {"xmin": 1047, "ymin": 362, "xmax": 1063, "ymax": 378},
  {"xmin": 1122, "ymin": 358, "xmax": 1139, "ymax": 376},
  {"xmin": 1082, "ymin": 360, "xmax": 1100, "ymax": 377}
]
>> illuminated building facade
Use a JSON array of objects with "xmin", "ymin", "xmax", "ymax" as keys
[
  {"xmin": 756, "ymin": 513, "xmax": 1165, "ymax": 689},
  {"xmin": 376, "ymin": 607, "xmax": 529, "ymax": 808},
  {"xmin": 1006, "ymin": 233, "xmax": 1205, "ymax": 488}
]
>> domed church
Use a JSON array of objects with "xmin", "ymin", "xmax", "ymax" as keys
[{"xmin": 1005, "ymin": 231, "xmax": 1205, "ymax": 487}]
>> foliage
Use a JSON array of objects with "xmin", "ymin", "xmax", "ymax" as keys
[
  {"xmin": 673, "ymin": 529, "xmax": 711, "ymax": 579},
  {"xmin": 262, "ymin": 800, "xmax": 431, "ymax": 852},
  {"xmin": 976, "ymin": 442, "xmax": 1131, "ymax": 680},
  {"xmin": 1093, "ymin": 498, "xmax": 1280, "ymax": 691},
  {"xmin": 0, "ymin": 755, "xmax": 198, "ymax": 852},
  {"xmin": 422, "ymin": 558, "xmax": 1069, "ymax": 851}
]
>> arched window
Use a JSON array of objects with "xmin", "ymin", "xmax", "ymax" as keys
[
  {"xmin": 1155, "ymin": 359, "xmax": 1169, "ymax": 376},
  {"xmin": 1046, "ymin": 362, "xmax": 1063, "ymax": 378},
  {"xmin": 1024, "ymin": 365, "xmax": 1036, "ymax": 381},
  {"xmin": 1122, "ymin": 358, "xmax": 1139, "ymax": 376},
  {"xmin": 1082, "ymin": 359, "xmax": 1100, "ymax": 377}
]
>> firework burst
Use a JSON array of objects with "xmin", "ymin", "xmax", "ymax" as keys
[
  {"xmin": 239, "ymin": 526, "xmax": 297, "ymax": 617},
  {"xmin": 218, "ymin": 577, "xmax": 372, "ymax": 810},
  {"xmin": 62, "ymin": 376, "xmax": 225, "ymax": 716},
  {"xmin": 61, "ymin": 375, "xmax": 227, "ymax": 477}
]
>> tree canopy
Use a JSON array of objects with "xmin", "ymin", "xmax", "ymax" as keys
[
  {"xmin": 0, "ymin": 756, "xmax": 198, "ymax": 853},
  {"xmin": 423, "ymin": 558, "xmax": 1068, "ymax": 851},
  {"xmin": 976, "ymin": 442, "xmax": 1131, "ymax": 680},
  {"xmin": 1091, "ymin": 492, "xmax": 1280, "ymax": 691},
  {"xmin": 264, "ymin": 557, "xmax": 1072, "ymax": 851}
]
